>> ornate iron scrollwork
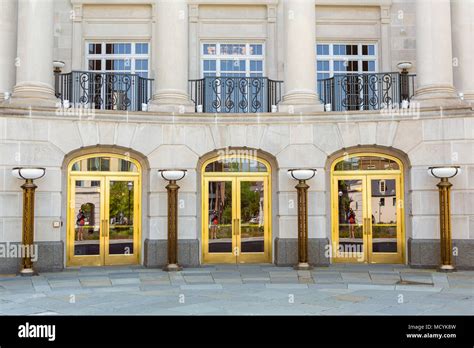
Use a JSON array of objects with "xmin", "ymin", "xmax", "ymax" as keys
[
  {"xmin": 317, "ymin": 72, "xmax": 416, "ymax": 112},
  {"xmin": 54, "ymin": 71, "xmax": 153, "ymax": 111}
]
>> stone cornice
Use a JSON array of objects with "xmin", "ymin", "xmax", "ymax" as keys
[{"xmin": 0, "ymin": 105, "xmax": 472, "ymax": 125}]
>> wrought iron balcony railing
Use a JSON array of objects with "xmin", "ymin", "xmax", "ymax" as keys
[
  {"xmin": 189, "ymin": 76, "xmax": 283, "ymax": 113},
  {"xmin": 55, "ymin": 71, "xmax": 154, "ymax": 112},
  {"xmin": 317, "ymin": 72, "xmax": 416, "ymax": 111}
]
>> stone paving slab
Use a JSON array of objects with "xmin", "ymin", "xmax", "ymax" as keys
[{"xmin": 0, "ymin": 265, "xmax": 472, "ymax": 315}]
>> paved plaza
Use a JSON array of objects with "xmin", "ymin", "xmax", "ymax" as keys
[{"xmin": 0, "ymin": 264, "xmax": 472, "ymax": 315}]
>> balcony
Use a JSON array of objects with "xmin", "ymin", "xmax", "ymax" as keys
[
  {"xmin": 53, "ymin": 71, "xmax": 415, "ymax": 114},
  {"xmin": 189, "ymin": 76, "xmax": 283, "ymax": 113},
  {"xmin": 318, "ymin": 72, "xmax": 416, "ymax": 111},
  {"xmin": 55, "ymin": 71, "xmax": 154, "ymax": 112}
]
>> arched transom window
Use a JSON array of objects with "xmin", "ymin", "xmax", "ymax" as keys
[
  {"xmin": 71, "ymin": 156, "xmax": 138, "ymax": 173},
  {"xmin": 333, "ymin": 154, "xmax": 400, "ymax": 172},
  {"xmin": 204, "ymin": 157, "xmax": 268, "ymax": 173}
]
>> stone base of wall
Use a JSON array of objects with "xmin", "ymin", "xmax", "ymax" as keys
[
  {"xmin": 144, "ymin": 239, "xmax": 200, "ymax": 267},
  {"xmin": 274, "ymin": 238, "xmax": 330, "ymax": 266},
  {"xmin": 408, "ymin": 238, "xmax": 474, "ymax": 270},
  {"xmin": 0, "ymin": 241, "xmax": 64, "ymax": 275}
]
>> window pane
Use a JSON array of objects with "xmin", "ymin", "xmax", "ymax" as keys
[
  {"xmin": 317, "ymin": 44, "xmax": 329, "ymax": 55},
  {"xmin": 334, "ymin": 60, "xmax": 347, "ymax": 72},
  {"xmin": 317, "ymin": 60, "xmax": 329, "ymax": 71},
  {"xmin": 334, "ymin": 45, "xmax": 345, "ymax": 55},
  {"xmin": 205, "ymin": 158, "xmax": 267, "ymax": 172},
  {"xmin": 135, "ymin": 43, "xmax": 148, "ymax": 54},
  {"xmin": 362, "ymin": 60, "xmax": 375, "ymax": 72},
  {"xmin": 88, "ymin": 43, "xmax": 102, "ymax": 55},
  {"xmin": 220, "ymin": 44, "xmax": 246, "ymax": 55},
  {"xmin": 334, "ymin": 156, "xmax": 400, "ymax": 171},
  {"xmin": 221, "ymin": 59, "xmax": 245, "ymax": 72},
  {"xmin": 71, "ymin": 157, "xmax": 138, "ymax": 172},
  {"xmin": 250, "ymin": 60, "xmax": 263, "ymax": 72},
  {"xmin": 203, "ymin": 44, "xmax": 217, "ymax": 55},
  {"xmin": 250, "ymin": 44, "xmax": 263, "ymax": 55},
  {"xmin": 122, "ymin": 44, "xmax": 131, "ymax": 54},
  {"xmin": 136, "ymin": 59, "xmax": 148, "ymax": 71},
  {"xmin": 88, "ymin": 60, "xmax": 102, "ymax": 71}
]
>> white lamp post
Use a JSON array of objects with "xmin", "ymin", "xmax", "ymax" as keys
[
  {"xmin": 428, "ymin": 166, "xmax": 460, "ymax": 272},
  {"xmin": 287, "ymin": 168, "xmax": 317, "ymax": 270},
  {"xmin": 158, "ymin": 169, "xmax": 187, "ymax": 271},
  {"xmin": 11, "ymin": 167, "xmax": 46, "ymax": 276}
]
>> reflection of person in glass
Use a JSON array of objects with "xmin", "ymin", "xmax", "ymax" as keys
[
  {"xmin": 348, "ymin": 208, "xmax": 356, "ymax": 239},
  {"xmin": 76, "ymin": 209, "xmax": 85, "ymax": 241},
  {"xmin": 209, "ymin": 211, "xmax": 219, "ymax": 239}
]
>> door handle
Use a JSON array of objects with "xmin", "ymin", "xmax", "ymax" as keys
[
  {"xmin": 365, "ymin": 218, "xmax": 371, "ymax": 236},
  {"xmin": 102, "ymin": 219, "xmax": 108, "ymax": 237},
  {"xmin": 233, "ymin": 219, "xmax": 240, "ymax": 235}
]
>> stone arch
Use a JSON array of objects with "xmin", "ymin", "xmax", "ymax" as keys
[
  {"xmin": 325, "ymin": 145, "xmax": 412, "ymax": 264},
  {"xmin": 197, "ymin": 147, "xmax": 279, "ymax": 263},
  {"xmin": 60, "ymin": 145, "xmax": 150, "ymax": 265}
]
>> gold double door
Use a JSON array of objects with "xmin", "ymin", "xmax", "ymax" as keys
[
  {"xmin": 332, "ymin": 174, "xmax": 404, "ymax": 264},
  {"xmin": 203, "ymin": 176, "xmax": 271, "ymax": 263},
  {"xmin": 68, "ymin": 175, "xmax": 140, "ymax": 266}
]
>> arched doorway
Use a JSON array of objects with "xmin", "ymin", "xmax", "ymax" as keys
[
  {"xmin": 331, "ymin": 152, "xmax": 405, "ymax": 264},
  {"xmin": 67, "ymin": 153, "xmax": 141, "ymax": 266},
  {"xmin": 201, "ymin": 153, "xmax": 272, "ymax": 263}
]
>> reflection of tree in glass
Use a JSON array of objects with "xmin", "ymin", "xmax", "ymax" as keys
[
  {"xmin": 221, "ymin": 182, "xmax": 232, "ymax": 224},
  {"xmin": 338, "ymin": 180, "xmax": 353, "ymax": 223},
  {"xmin": 109, "ymin": 181, "xmax": 133, "ymax": 225},
  {"xmin": 240, "ymin": 182, "xmax": 260, "ymax": 222}
]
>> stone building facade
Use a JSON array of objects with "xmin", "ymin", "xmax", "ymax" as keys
[{"xmin": 0, "ymin": 0, "xmax": 473, "ymax": 273}]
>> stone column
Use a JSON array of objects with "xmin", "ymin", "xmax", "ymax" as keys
[
  {"xmin": 10, "ymin": 0, "xmax": 57, "ymax": 107},
  {"xmin": 413, "ymin": 0, "xmax": 464, "ymax": 108},
  {"xmin": 149, "ymin": 0, "xmax": 194, "ymax": 112},
  {"xmin": 0, "ymin": 0, "xmax": 18, "ymax": 102},
  {"xmin": 279, "ymin": 0, "xmax": 322, "ymax": 113},
  {"xmin": 451, "ymin": 0, "xmax": 474, "ymax": 104}
]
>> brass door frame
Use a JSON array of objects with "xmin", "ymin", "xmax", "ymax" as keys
[
  {"xmin": 236, "ymin": 176, "xmax": 270, "ymax": 263},
  {"xmin": 366, "ymin": 174, "xmax": 403, "ymax": 264},
  {"xmin": 202, "ymin": 176, "xmax": 237, "ymax": 264},
  {"xmin": 202, "ymin": 176, "xmax": 271, "ymax": 264},
  {"xmin": 104, "ymin": 176, "xmax": 140, "ymax": 265},
  {"xmin": 67, "ymin": 175, "xmax": 105, "ymax": 266},
  {"xmin": 330, "ymin": 152, "xmax": 405, "ymax": 264},
  {"xmin": 67, "ymin": 154, "xmax": 141, "ymax": 267},
  {"xmin": 201, "ymin": 155, "xmax": 272, "ymax": 264},
  {"xmin": 331, "ymin": 175, "xmax": 368, "ymax": 263}
]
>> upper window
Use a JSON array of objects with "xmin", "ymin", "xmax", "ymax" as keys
[
  {"xmin": 71, "ymin": 156, "xmax": 138, "ymax": 173},
  {"xmin": 316, "ymin": 43, "xmax": 377, "ymax": 81},
  {"xmin": 334, "ymin": 155, "xmax": 400, "ymax": 172},
  {"xmin": 86, "ymin": 42, "xmax": 150, "ymax": 78},
  {"xmin": 205, "ymin": 158, "xmax": 268, "ymax": 173},
  {"xmin": 201, "ymin": 42, "xmax": 265, "ymax": 78}
]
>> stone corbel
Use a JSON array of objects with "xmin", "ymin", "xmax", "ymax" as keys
[
  {"xmin": 189, "ymin": 4, "xmax": 199, "ymax": 23},
  {"xmin": 267, "ymin": 4, "xmax": 277, "ymax": 23}
]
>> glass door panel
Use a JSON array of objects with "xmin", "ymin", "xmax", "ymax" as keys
[
  {"xmin": 237, "ymin": 178, "xmax": 269, "ymax": 263},
  {"xmin": 105, "ymin": 178, "xmax": 139, "ymax": 264},
  {"xmin": 203, "ymin": 176, "xmax": 270, "ymax": 263},
  {"xmin": 334, "ymin": 177, "xmax": 367, "ymax": 262},
  {"xmin": 367, "ymin": 176, "xmax": 402, "ymax": 263},
  {"xmin": 239, "ymin": 180, "xmax": 264, "ymax": 253},
  {"xmin": 204, "ymin": 179, "xmax": 236, "ymax": 263},
  {"xmin": 70, "ymin": 177, "xmax": 104, "ymax": 266}
]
